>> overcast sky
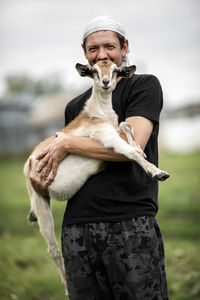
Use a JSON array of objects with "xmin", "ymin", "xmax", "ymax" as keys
[{"xmin": 0, "ymin": 0, "xmax": 199, "ymax": 108}]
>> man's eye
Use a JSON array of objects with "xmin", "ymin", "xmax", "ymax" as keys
[
  {"xmin": 107, "ymin": 45, "xmax": 114, "ymax": 49},
  {"xmin": 89, "ymin": 48, "xmax": 97, "ymax": 52}
]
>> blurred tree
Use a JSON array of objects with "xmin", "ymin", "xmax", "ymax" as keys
[{"xmin": 4, "ymin": 73, "xmax": 65, "ymax": 96}]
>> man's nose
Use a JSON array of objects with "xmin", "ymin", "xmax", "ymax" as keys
[{"xmin": 97, "ymin": 47, "xmax": 108, "ymax": 60}]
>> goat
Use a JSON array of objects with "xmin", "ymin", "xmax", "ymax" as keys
[{"xmin": 24, "ymin": 60, "xmax": 169, "ymax": 295}]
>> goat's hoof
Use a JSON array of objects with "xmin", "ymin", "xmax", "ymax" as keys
[
  {"xmin": 154, "ymin": 171, "xmax": 170, "ymax": 181},
  {"xmin": 27, "ymin": 211, "xmax": 38, "ymax": 223}
]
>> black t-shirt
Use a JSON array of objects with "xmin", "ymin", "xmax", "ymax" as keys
[{"xmin": 62, "ymin": 74, "xmax": 163, "ymax": 226}]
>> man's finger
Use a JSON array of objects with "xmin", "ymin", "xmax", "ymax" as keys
[
  {"xmin": 48, "ymin": 161, "xmax": 58, "ymax": 183},
  {"xmin": 44, "ymin": 157, "xmax": 53, "ymax": 179},
  {"xmin": 40, "ymin": 166, "xmax": 48, "ymax": 182},
  {"xmin": 36, "ymin": 145, "xmax": 51, "ymax": 160},
  {"xmin": 36, "ymin": 151, "xmax": 46, "ymax": 160},
  {"xmin": 37, "ymin": 153, "xmax": 50, "ymax": 172}
]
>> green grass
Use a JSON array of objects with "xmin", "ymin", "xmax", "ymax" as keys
[
  {"xmin": 157, "ymin": 152, "xmax": 200, "ymax": 300},
  {"xmin": 0, "ymin": 153, "xmax": 200, "ymax": 300},
  {"xmin": 0, "ymin": 157, "xmax": 68, "ymax": 300}
]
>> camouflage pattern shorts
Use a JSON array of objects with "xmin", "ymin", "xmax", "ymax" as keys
[{"xmin": 61, "ymin": 216, "xmax": 169, "ymax": 300}]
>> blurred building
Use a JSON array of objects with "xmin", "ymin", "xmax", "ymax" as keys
[
  {"xmin": 0, "ymin": 96, "xmax": 34, "ymax": 154},
  {"xmin": 0, "ymin": 92, "xmax": 76, "ymax": 155},
  {"xmin": 159, "ymin": 102, "xmax": 200, "ymax": 153}
]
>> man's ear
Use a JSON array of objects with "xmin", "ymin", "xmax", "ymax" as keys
[
  {"xmin": 117, "ymin": 65, "xmax": 136, "ymax": 78},
  {"xmin": 75, "ymin": 63, "xmax": 93, "ymax": 78}
]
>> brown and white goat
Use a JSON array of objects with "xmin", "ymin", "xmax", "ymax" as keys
[{"xmin": 24, "ymin": 60, "xmax": 169, "ymax": 295}]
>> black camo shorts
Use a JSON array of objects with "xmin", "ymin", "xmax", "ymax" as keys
[{"xmin": 61, "ymin": 216, "xmax": 169, "ymax": 300}]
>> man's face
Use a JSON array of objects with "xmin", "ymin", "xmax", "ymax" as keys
[{"xmin": 83, "ymin": 31, "xmax": 128, "ymax": 67}]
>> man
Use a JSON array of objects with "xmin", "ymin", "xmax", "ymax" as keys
[{"xmin": 31, "ymin": 16, "xmax": 168, "ymax": 300}]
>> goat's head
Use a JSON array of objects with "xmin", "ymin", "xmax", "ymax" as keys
[{"xmin": 76, "ymin": 60, "xmax": 136, "ymax": 93}]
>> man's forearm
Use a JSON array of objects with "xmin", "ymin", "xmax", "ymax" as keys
[
  {"xmin": 65, "ymin": 134, "xmax": 130, "ymax": 162},
  {"xmin": 64, "ymin": 116, "xmax": 153, "ymax": 162},
  {"xmin": 31, "ymin": 116, "xmax": 153, "ymax": 190}
]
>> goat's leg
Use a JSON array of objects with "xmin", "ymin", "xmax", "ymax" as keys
[
  {"xmin": 94, "ymin": 126, "xmax": 169, "ymax": 180},
  {"xmin": 29, "ymin": 190, "xmax": 68, "ymax": 294},
  {"xmin": 24, "ymin": 160, "xmax": 38, "ymax": 222},
  {"xmin": 119, "ymin": 122, "xmax": 146, "ymax": 158}
]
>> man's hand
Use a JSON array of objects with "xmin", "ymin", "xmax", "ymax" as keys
[
  {"xmin": 37, "ymin": 132, "xmax": 69, "ymax": 182},
  {"xmin": 29, "ymin": 132, "xmax": 69, "ymax": 196},
  {"xmin": 29, "ymin": 158, "xmax": 50, "ymax": 197}
]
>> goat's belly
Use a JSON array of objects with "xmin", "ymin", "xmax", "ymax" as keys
[{"xmin": 49, "ymin": 155, "xmax": 103, "ymax": 201}]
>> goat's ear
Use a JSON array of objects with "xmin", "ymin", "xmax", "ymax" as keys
[
  {"xmin": 76, "ymin": 63, "xmax": 93, "ymax": 78},
  {"xmin": 117, "ymin": 65, "xmax": 136, "ymax": 78}
]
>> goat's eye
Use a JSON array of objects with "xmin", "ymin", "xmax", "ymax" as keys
[
  {"xmin": 113, "ymin": 69, "xmax": 119, "ymax": 75},
  {"xmin": 92, "ymin": 69, "xmax": 98, "ymax": 75}
]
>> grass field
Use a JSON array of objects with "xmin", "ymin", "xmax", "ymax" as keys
[{"xmin": 0, "ymin": 152, "xmax": 200, "ymax": 300}]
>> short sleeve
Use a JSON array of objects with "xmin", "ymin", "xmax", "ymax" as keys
[
  {"xmin": 125, "ymin": 75, "xmax": 163, "ymax": 124},
  {"xmin": 64, "ymin": 102, "xmax": 72, "ymax": 126}
]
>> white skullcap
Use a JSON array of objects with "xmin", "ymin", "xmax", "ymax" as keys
[
  {"xmin": 82, "ymin": 15, "xmax": 129, "ymax": 66},
  {"xmin": 82, "ymin": 15, "xmax": 126, "ymax": 42}
]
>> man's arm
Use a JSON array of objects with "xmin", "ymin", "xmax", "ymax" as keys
[
  {"xmin": 30, "ymin": 116, "xmax": 153, "ymax": 194},
  {"xmin": 61, "ymin": 116, "xmax": 153, "ymax": 158},
  {"xmin": 125, "ymin": 116, "xmax": 153, "ymax": 150}
]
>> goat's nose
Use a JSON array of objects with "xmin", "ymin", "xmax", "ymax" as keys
[{"xmin": 103, "ymin": 80, "xmax": 109, "ymax": 85}]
